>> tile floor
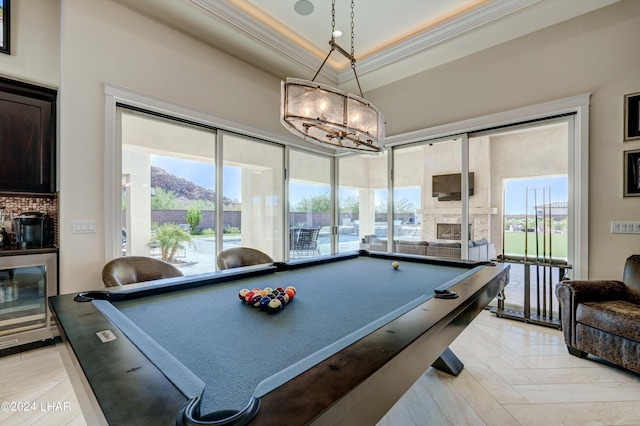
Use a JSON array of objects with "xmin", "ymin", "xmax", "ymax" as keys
[{"xmin": 1, "ymin": 310, "xmax": 639, "ymax": 426}]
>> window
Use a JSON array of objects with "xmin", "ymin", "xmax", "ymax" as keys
[
  {"xmin": 120, "ymin": 108, "xmax": 216, "ymax": 275},
  {"xmin": 337, "ymin": 152, "xmax": 388, "ymax": 252},
  {"xmin": 108, "ymin": 87, "xmax": 587, "ymax": 292},
  {"xmin": 479, "ymin": 120, "xmax": 570, "ymax": 319},
  {"xmin": 288, "ymin": 149, "xmax": 331, "ymax": 258},
  {"xmin": 221, "ymin": 133, "xmax": 284, "ymax": 260}
]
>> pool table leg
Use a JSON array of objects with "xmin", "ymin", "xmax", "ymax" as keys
[{"xmin": 430, "ymin": 348, "xmax": 464, "ymax": 376}]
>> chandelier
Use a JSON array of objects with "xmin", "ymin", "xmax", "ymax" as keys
[{"xmin": 280, "ymin": 0, "xmax": 385, "ymax": 154}]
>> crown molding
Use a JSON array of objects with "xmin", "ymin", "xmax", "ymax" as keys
[
  {"xmin": 344, "ymin": 0, "xmax": 540, "ymax": 83},
  {"xmin": 189, "ymin": 0, "xmax": 338, "ymax": 82},
  {"xmin": 190, "ymin": 0, "xmax": 539, "ymax": 86}
]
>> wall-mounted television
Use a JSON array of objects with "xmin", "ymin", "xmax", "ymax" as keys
[{"xmin": 432, "ymin": 172, "xmax": 474, "ymax": 201}]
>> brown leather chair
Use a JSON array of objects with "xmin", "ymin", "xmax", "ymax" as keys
[
  {"xmin": 216, "ymin": 247, "xmax": 273, "ymax": 270},
  {"xmin": 102, "ymin": 256, "xmax": 184, "ymax": 287},
  {"xmin": 556, "ymin": 255, "xmax": 640, "ymax": 374}
]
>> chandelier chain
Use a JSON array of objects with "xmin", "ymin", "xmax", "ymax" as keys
[
  {"xmin": 350, "ymin": 0, "xmax": 364, "ymax": 97},
  {"xmin": 309, "ymin": 0, "xmax": 365, "ymax": 98},
  {"xmin": 331, "ymin": 0, "xmax": 336, "ymax": 42},
  {"xmin": 350, "ymin": 0, "xmax": 355, "ymax": 58}
]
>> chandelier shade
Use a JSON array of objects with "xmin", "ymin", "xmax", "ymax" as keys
[{"xmin": 281, "ymin": 77, "xmax": 385, "ymax": 153}]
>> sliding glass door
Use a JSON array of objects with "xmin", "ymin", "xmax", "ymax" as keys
[
  {"xmin": 120, "ymin": 109, "xmax": 216, "ymax": 275},
  {"xmin": 116, "ymin": 100, "xmax": 574, "ymax": 307},
  {"xmin": 473, "ymin": 120, "xmax": 570, "ymax": 320},
  {"xmin": 221, "ymin": 133, "xmax": 284, "ymax": 261},
  {"xmin": 337, "ymin": 152, "xmax": 388, "ymax": 252},
  {"xmin": 392, "ymin": 139, "xmax": 470, "ymax": 258},
  {"xmin": 288, "ymin": 149, "xmax": 331, "ymax": 258}
]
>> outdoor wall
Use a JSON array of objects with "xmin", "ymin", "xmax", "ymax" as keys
[{"xmin": 367, "ymin": 0, "xmax": 640, "ymax": 279}]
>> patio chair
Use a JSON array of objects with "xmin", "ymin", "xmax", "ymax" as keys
[{"xmin": 293, "ymin": 227, "xmax": 321, "ymax": 257}]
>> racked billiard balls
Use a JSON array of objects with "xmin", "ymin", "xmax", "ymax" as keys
[
  {"xmin": 244, "ymin": 291, "xmax": 256, "ymax": 303},
  {"xmin": 285, "ymin": 288, "xmax": 295, "ymax": 300},
  {"xmin": 238, "ymin": 288, "xmax": 250, "ymax": 301},
  {"xmin": 251, "ymin": 294, "xmax": 263, "ymax": 307},
  {"xmin": 259, "ymin": 296, "xmax": 272, "ymax": 310},
  {"xmin": 267, "ymin": 298, "xmax": 283, "ymax": 312}
]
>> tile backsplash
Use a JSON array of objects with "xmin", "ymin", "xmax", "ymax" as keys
[{"xmin": 0, "ymin": 195, "xmax": 59, "ymax": 245}]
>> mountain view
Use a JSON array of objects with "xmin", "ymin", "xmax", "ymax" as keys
[{"xmin": 150, "ymin": 166, "xmax": 240, "ymax": 208}]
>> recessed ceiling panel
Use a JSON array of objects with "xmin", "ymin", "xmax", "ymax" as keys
[{"xmin": 237, "ymin": 0, "xmax": 487, "ymax": 63}]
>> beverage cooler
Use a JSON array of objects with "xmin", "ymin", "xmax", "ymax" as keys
[{"xmin": 0, "ymin": 253, "xmax": 58, "ymax": 350}]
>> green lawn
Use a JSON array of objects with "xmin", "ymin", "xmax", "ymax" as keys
[{"xmin": 503, "ymin": 231, "xmax": 567, "ymax": 259}]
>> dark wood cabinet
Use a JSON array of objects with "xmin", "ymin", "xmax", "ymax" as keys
[{"xmin": 0, "ymin": 77, "xmax": 57, "ymax": 194}]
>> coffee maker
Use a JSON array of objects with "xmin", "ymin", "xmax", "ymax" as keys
[{"xmin": 14, "ymin": 212, "xmax": 52, "ymax": 247}]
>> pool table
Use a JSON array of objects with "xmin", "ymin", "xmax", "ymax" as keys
[{"xmin": 50, "ymin": 250, "xmax": 509, "ymax": 426}]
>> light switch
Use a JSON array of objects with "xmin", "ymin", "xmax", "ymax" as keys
[
  {"xmin": 72, "ymin": 220, "xmax": 97, "ymax": 234},
  {"xmin": 611, "ymin": 221, "xmax": 640, "ymax": 234}
]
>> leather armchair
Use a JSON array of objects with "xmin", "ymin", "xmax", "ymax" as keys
[
  {"xmin": 556, "ymin": 255, "xmax": 640, "ymax": 373},
  {"xmin": 216, "ymin": 247, "xmax": 273, "ymax": 270},
  {"xmin": 102, "ymin": 256, "xmax": 184, "ymax": 287}
]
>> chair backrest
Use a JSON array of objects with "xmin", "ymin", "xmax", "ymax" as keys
[
  {"xmin": 290, "ymin": 228, "xmax": 300, "ymax": 248},
  {"xmin": 102, "ymin": 256, "xmax": 184, "ymax": 287},
  {"xmin": 216, "ymin": 247, "xmax": 274, "ymax": 270},
  {"xmin": 296, "ymin": 228, "xmax": 320, "ymax": 250},
  {"xmin": 623, "ymin": 254, "xmax": 640, "ymax": 292}
]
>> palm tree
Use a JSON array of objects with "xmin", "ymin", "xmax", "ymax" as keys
[{"xmin": 150, "ymin": 223, "xmax": 192, "ymax": 262}]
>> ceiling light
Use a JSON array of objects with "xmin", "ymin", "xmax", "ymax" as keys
[
  {"xmin": 332, "ymin": 30, "xmax": 343, "ymax": 38},
  {"xmin": 281, "ymin": 0, "xmax": 385, "ymax": 154}
]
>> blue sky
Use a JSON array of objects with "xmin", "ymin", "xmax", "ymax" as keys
[
  {"xmin": 504, "ymin": 176, "xmax": 567, "ymax": 214},
  {"xmin": 151, "ymin": 156, "xmax": 567, "ymax": 212}
]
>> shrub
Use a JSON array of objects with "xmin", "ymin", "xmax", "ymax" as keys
[
  {"xmin": 149, "ymin": 223, "xmax": 192, "ymax": 262},
  {"xmin": 186, "ymin": 206, "xmax": 202, "ymax": 234}
]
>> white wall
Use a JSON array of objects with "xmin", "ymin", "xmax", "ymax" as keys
[
  {"xmin": 58, "ymin": 0, "xmax": 292, "ymax": 293},
  {"xmin": 368, "ymin": 0, "xmax": 640, "ymax": 280},
  {"xmin": 0, "ymin": 0, "xmax": 59, "ymax": 87}
]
